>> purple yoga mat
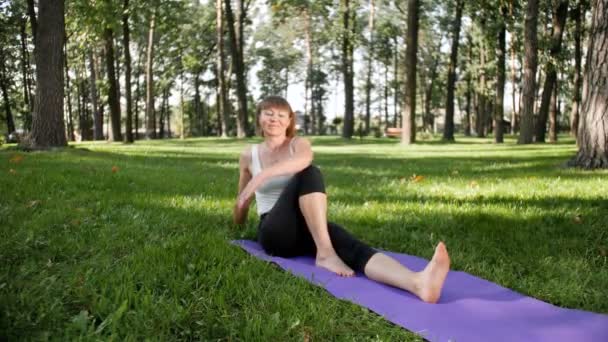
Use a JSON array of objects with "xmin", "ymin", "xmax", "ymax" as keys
[{"xmin": 233, "ymin": 240, "xmax": 608, "ymax": 342}]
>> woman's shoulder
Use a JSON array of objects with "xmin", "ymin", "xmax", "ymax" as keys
[
  {"xmin": 290, "ymin": 136, "xmax": 311, "ymax": 149},
  {"xmin": 239, "ymin": 144, "xmax": 254, "ymax": 165}
]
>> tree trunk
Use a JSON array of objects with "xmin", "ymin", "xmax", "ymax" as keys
[
  {"xmin": 518, "ymin": 0, "xmax": 539, "ymax": 144},
  {"xmin": 341, "ymin": 0, "xmax": 355, "ymax": 138},
  {"xmin": 477, "ymin": 36, "xmax": 487, "ymax": 138},
  {"xmin": 104, "ymin": 27, "xmax": 122, "ymax": 141},
  {"xmin": 216, "ymin": 0, "xmax": 228, "ymax": 137},
  {"xmin": 194, "ymin": 72, "xmax": 202, "ymax": 135},
  {"xmin": 494, "ymin": 8, "xmax": 507, "ymax": 143},
  {"xmin": 402, "ymin": 0, "xmax": 419, "ymax": 144},
  {"xmin": 224, "ymin": 0, "xmax": 249, "ymax": 138},
  {"xmin": 27, "ymin": 0, "xmax": 38, "ymax": 43},
  {"xmin": 180, "ymin": 70, "xmax": 185, "ymax": 139},
  {"xmin": 569, "ymin": 0, "xmax": 608, "ymax": 168},
  {"xmin": 384, "ymin": 63, "xmax": 389, "ymax": 132},
  {"xmin": 134, "ymin": 47, "xmax": 144, "ymax": 139},
  {"xmin": 535, "ymin": 0, "xmax": 568, "ymax": 143},
  {"xmin": 424, "ymin": 52, "xmax": 439, "ymax": 133},
  {"xmin": 123, "ymin": 0, "xmax": 133, "ymax": 143},
  {"xmin": 509, "ymin": 0, "xmax": 519, "ymax": 134},
  {"xmin": 364, "ymin": 0, "xmax": 375, "ymax": 135},
  {"xmin": 64, "ymin": 41, "xmax": 75, "ymax": 141},
  {"xmin": 443, "ymin": 0, "xmax": 463, "ymax": 141},
  {"xmin": 304, "ymin": 9, "xmax": 314, "ymax": 135},
  {"xmin": 393, "ymin": 37, "xmax": 399, "ymax": 128},
  {"xmin": 30, "ymin": 0, "xmax": 67, "ymax": 148},
  {"xmin": 19, "ymin": 18, "xmax": 33, "ymax": 131},
  {"xmin": 145, "ymin": 11, "xmax": 156, "ymax": 139},
  {"xmin": 570, "ymin": 0, "xmax": 585, "ymax": 141},
  {"xmin": 89, "ymin": 49, "xmax": 102, "ymax": 140},
  {"xmin": 0, "ymin": 62, "xmax": 16, "ymax": 135},
  {"xmin": 549, "ymin": 80, "xmax": 558, "ymax": 142}
]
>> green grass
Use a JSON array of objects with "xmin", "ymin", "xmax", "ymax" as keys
[{"xmin": 1, "ymin": 135, "xmax": 607, "ymax": 341}]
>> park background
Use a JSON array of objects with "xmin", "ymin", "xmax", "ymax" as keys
[{"xmin": 1, "ymin": 0, "xmax": 607, "ymax": 340}]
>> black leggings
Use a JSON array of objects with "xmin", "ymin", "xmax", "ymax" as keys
[{"xmin": 257, "ymin": 165, "xmax": 377, "ymax": 272}]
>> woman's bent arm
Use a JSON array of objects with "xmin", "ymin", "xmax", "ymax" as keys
[
  {"xmin": 234, "ymin": 148, "xmax": 252, "ymax": 225},
  {"xmin": 260, "ymin": 137, "xmax": 313, "ymax": 179}
]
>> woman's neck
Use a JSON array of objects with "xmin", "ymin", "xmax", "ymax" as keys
[{"xmin": 263, "ymin": 136, "xmax": 287, "ymax": 151}]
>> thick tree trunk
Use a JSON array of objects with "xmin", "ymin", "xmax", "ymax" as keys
[
  {"xmin": 27, "ymin": 0, "xmax": 38, "ymax": 43},
  {"xmin": 570, "ymin": 0, "xmax": 585, "ymax": 141},
  {"xmin": 224, "ymin": 0, "xmax": 249, "ymax": 138},
  {"xmin": 104, "ymin": 28, "xmax": 122, "ymax": 141},
  {"xmin": 509, "ymin": 0, "xmax": 519, "ymax": 134},
  {"xmin": 535, "ymin": 0, "xmax": 568, "ymax": 143},
  {"xmin": 145, "ymin": 12, "xmax": 156, "ymax": 139},
  {"xmin": 341, "ymin": 0, "xmax": 355, "ymax": 138},
  {"xmin": 494, "ymin": 9, "xmax": 507, "ymax": 143},
  {"xmin": 402, "ymin": 0, "xmax": 419, "ymax": 144},
  {"xmin": 123, "ymin": 0, "xmax": 133, "ymax": 143},
  {"xmin": 569, "ymin": 0, "xmax": 608, "ymax": 168},
  {"xmin": 364, "ymin": 0, "xmax": 375, "ymax": 134},
  {"xmin": 393, "ymin": 38, "xmax": 399, "ymax": 128},
  {"xmin": 30, "ymin": 0, "xmax": 67, "ymax": 148},
  {"xmin": 518, "ymin": 0, "xmax": 539, "ymax": 144},
  {"xmin": 216, "ymin": 0, "xmax": 228, "ymax": 137},
  {"xmin": 89, "ymin": 49, "xmax": 102, "ymax": 140},
  {"xmin": 443, "ymin": 0, "xmax": 463, "ymax": 141}
]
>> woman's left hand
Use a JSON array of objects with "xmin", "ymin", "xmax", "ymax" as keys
[{"xmin": 237, "ymin": 173, "xmax": 265, "ymax": 210}]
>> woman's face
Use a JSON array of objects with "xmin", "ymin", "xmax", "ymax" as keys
[{"xmin": 259, "ymin": 107, "xmax": 291, "ymax": 137}]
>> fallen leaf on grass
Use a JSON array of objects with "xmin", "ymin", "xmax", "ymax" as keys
[
  {"xmin": 9, "ymin": 155, "xmax": 24, "ymax": 164},
  {"xmin": 451, "ymin": 170, "xmax": 459, "ymax": 175},
  {"xmin": 9, "ymin": 169, "xmax": 16, "ymax": 174},
  {"xmin": 469, "ymin": 180, "xmax": 479, "ymax": 188},
  {"xmin": 26, "ymin": 200, "xmax": 41, "ymax": 208},
  {"xmin": 111, "ymin": 166, "xmax": 119, "ymax": 173},
  {"xmin": 573, "ymin": 215, "xmax": 583, "ymax": 224},
  {"xmin": 410, "ymin": 174, "xmax": 425, "ymax": 183}
]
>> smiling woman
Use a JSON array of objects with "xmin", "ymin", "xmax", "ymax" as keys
[{"xmin": 233, "ymin": 95, "xmax": 451, "ymax": 304}]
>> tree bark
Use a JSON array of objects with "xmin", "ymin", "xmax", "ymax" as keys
[
  {"xmin": 216, "ymin": 0, "xmax": 228, "ymax": 137},
  {"xmin": 402, "ymin": 0, "xmax": 419, "ymax": 144},
  {"xmin": 304, "ymin": 9, "xmax": 315, "ymax": 135},
  {"xmin": 104, "ymin": 27, "xmax": 122, "ymax": 141},
  {"xmin": 27, "ymin": 0, "xmax": 38, "ymax": 43},
  {"xmin": 89, "ymin": 49, "xmax": 102, "ymax": 140},
  {"xmin": 341, "ymin": 0, "xmax": 355, "ymax": 138},
  {"xmin": 443, "ymin": 0, "xmax": 463, "ymax": 141},
  {"xmin": 477, "ymin": 35, "xmax": 487, "ymax": 138},
  {"xmin": 570, "ymin": 0, "xmax": 586, "ymax": 141},
  {"xmin": 64, "ymin": 40, "xmax": 75, "ymax": 141},
  {"xmin": 509, "ymin": 0, "xmax": 519, "ymax": 134},
  {"xmin": 535, "ymin": 0, "xmax": 568, "ymax": 142},
  {"xmin": 30, "ymin": 0, "xmax": 67, "ymax": 148},
  {"xmin": 123, "ymin": 0, "xmax": 133, "ymax": 143},
  {"xmin": 549, "ymin": 80, "xmax": 558, "ymax": 142},
  {"xmin": 364, "ymin": 0, "xmax": 376, "ymax": 134},
  {"xmin": 494, "ymin": 8, "xmax": 507, "ymax": 143},
  {"xmin": 518, "ymin": 0, "xmax": 539, "ymax": 144},
  {"xmin": 19, "ymin": 18, "xmax": 33, "ymax": 131},
  {"xmin": 0, "ymin": 61, "xmax": 16, "ymax": 135},
  {"xmin": 145, "ymin": 11, "xmax": 156, "ymax": 139},
  {"xmin": 569, "ymin": 0, "xmax": 608, "ymax": 168},
  {"xmin": 224, "ymin": 0, "xmax": 249, "ymax": 138}
]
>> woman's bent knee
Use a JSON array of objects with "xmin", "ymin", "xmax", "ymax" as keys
[{"xmin": 297, "ymin": 165, "xmax": 325, "ymax": 195}]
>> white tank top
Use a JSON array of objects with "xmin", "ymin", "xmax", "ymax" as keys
[{"xmin": 249, "ymin": 139, "xmax": 296, "ymax": 216}]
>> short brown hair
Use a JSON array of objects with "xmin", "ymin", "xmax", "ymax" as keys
[{"xmin": 256, "ymin": 96, "xmax": 297, "ymax": 137}]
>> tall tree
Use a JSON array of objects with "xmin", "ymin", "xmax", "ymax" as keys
[
  {"xmin": 224, "ymin": 0, "xmax": 250, "ymax": 138},
  {"xmin": 402, "ymin": 0, "xmax": 419, "ymax": 144},
  {"xmin": 494, "ymin": 5, "xmax": 507, "ymax": 143},
  {"xmin": 19, "ymin": 17, "xmax": 34, "ymax": 131},
  {"xmin": 569, "ymin": 0, "xmax": 608, "ymax": 168},
  {"xmin": 104, "ymin": 25, "xmax": 122, "ymax": 142},
  {"xmin": 0, "ymin": 59, "xmax": 16, "ymax": 135},
  {"xmin": 443, "ymin": 0, "xmax": 464, "ymax": 141},
  {"xmin": 216, "ymin": 0, "xmax": 228, "ymax": 137},
  {"xmin": 123, "ymin": 0, "xmax": 134, "ymax": 142},
  {"xmin": 30, "ymin": 0, "xmax": 67, "ymax": 148},
  {"xmin": 364, "ymin": 0, "xmax": 376, "ymax": 134},
  {"xmin": 569, "ymin": 0, "xmax": 586, "ymax": 141},
  {"xmin": 341, "ymin": 0, "xmax": 355, "ymax": 138},
  {"xmin": 535, "ymin": 0, "xmax": 568, "ymax": 143},
  {"xmin": 518, "ymin": 0, "xmax": 539, "ymax": 144},
  {"xmin": 145, "ymin": 10, "xmax": 156, "ymax": 139}
]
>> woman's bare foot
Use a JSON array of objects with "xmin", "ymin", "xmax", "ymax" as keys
[
  {"xmin": 316, "ymin": 253, "xmax": 354, "ymax": 277},
  {"xmin": 416, "ymin": 242, "xmax": 450, "ymax": 303}
]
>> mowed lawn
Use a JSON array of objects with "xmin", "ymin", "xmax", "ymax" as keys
[{"xmin": 1, "ymin": 135, "xmax": 607, "ymax": 340}]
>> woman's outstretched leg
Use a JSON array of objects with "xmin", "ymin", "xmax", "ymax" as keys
[
  {"xmin": 299, "ymin": 192, "xmax": 354, "ymax": 277},
  {"xmin": 363, "ymin": 242, "xmax": 451, "ymax": 303}
]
